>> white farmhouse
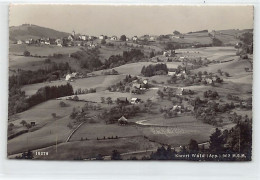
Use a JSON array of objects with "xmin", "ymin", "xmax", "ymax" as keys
[
  {"xmin": 65, "ymin": 72, "xmax": 78, "ymax": 81},
  {"xmin": 110, "ymin": 36, "xmax": 118, "ymax": 41},
  {"xmin": 55, "ymin": 39, "xmax": 63, "ymax": 47},
  {"xmin": 99, "ymin": 35, "xmax": 104, "ymax": 40},
  {"xmin": 79, "ymin": 35, "xmax": 87, "ymax": 41},
  {"xmin": 168, "ymin": 71, "xmax": 176, "ymax": 76},
  {"xmin": 17, "ymin": 40, "xmax": 23, "ymax": 45},
  {"xmin": 132, "ymin": 36, "xmax": 138, "ymax": 41},
  {"xmin": 68, "ymin": 35, "xmax": 74, "ymax": 41}
]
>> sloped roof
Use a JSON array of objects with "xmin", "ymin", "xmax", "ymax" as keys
[
  {"xmin": 118, "ymin": 116, "xmax": 127, "ymax": 121},
  {"xmin": 176, "ymin": 88, "xmax": 184, "ymax": 94},
  {"xmin": 117, "ymin": 97, "xmax": 128, "ymax": 102}
]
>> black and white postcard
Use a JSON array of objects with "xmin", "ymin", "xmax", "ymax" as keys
[{"xmin": 8, "ymin": 5, "xmax": 253, "ymax": 161}]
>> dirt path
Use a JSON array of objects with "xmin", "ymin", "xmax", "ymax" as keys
[{"xmin": 65, "ymin": 122, "xmax": 85, "ymax": 142}]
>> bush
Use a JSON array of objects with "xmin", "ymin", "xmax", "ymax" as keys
[
  {"xmin": 59, "ymin": 101, "xmax": 67, "ymax": 107},
  {"xmin": 23, "ymin": 50, "xmax": 30, "ymax": 56},
  {"xmin": 101, "ymin": 39, "xmax": 106, "ymax": 45},
  {"xmin": 240, "ymin": 54, "xmax": 248, "ymax": 59},
  {"xmin": 73, "ymin": 95, "xmax": 79, "ymax": 101},
  {"xmin": 44, "ymin": 58, "xmax": 51, "ymax": 64}
]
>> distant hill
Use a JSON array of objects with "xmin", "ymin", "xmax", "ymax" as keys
[{"xmin": 9, "ymin": 24, "xmax": 70, "ymax": 41}]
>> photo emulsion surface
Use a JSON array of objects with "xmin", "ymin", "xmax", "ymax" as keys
[{"xmin": 8, "ymin": 5, "xmax": 253, "ymax": 161}]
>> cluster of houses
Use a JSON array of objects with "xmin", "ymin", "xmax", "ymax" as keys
[
  {"xmin": 116, "ymin": 97, "xmax": 142, "ymax": 105},
  {"xmin": 15, "ymin": 32, "xmax": 161, "ymax": 47},
  {"xmin": 167, "ymin": 67, "xmax": 222, "ymax": 85},
  {"xmin": 168, "ymin": 69, "xmax": 187, "ymax": 77},
  {"xmin": 131, "ymin": 79, "xmax": 149, "ymax": 93},
  {"xmin": 163, "ymin": 50, "xmax": 175, "ymax": 57}
]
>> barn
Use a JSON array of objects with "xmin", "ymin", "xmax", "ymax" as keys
[{"xmin": 118, "ymin": 116, "xmax": 128, "ymax": 125}]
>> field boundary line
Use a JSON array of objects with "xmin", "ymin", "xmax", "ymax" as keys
[{"xmin": 66, "ymin": 122, "xmax": 85, "ymax": 142}]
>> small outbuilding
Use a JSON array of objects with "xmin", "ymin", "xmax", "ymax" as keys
[
  {"xmin": 117, "ymin": 97, "xmax": 128, "ymax": 104},
  {"xmin": 130, "ymin": 98, "xmax": 141, "ymax": 104},
  {"xmin": 176, "ymin": 88, "xmax": 184, "ymax": 96},
  {"xmin": 118, "ymin": 116, "xmax": 128, "ymax": 125}
]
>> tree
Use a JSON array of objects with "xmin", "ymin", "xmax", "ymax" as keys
[
  {"xmin": 8, "ymin": 123, "xmax": 14, "ymax": 131},
  {"xmin": 150, "ymin": 51, "xmax": 155, "ymax": 58},
  {"xmin": 20, "ymin": 120, "xmax": 27, "ymax": 126},
  {"xmin": 101, "ymin": 39, "xmax": 106, "ymax": 45},
  {"xmin": 111, "ymin": 150, "xmax": 122, "ymax": 160},
  {"xmin": 106, "ymin": 97, "xmax": 113, "ymax": 105},
  {"xmin": 212, "ymin": 38, "xmax": 223, "ymax": 46},
  {"xmin": 120, "ymin": 35, "xmax": 126, "ymax": 41},
  {"xmin": 224, "ymin": 72, "xmax": 230, "ymax": 77},
  {"xmin": 67, "ymin": 122, "xmax": 73, "ymax": 129},
  {"xmin": 73, "ymin": 95, "xmax": 79, "ymax": 101},
  {"xmin": 217, "ymin": 69, "xmax": 222, "ymax": 75},
  {"xmin": 52, "ymin": 113, "xmax": 57, "ymax": 118},
  {"xmin": 100, "ymin": 97, "xmax": 105, "ymax": 103},
  {"xmin": 209, "ymin": 128, "xmax": 225, "ymax": 153},
  {"xmin": 20, "ymin": 150, "xmax": 34, "ymax": 159},
  {"xmin": 23, "ymin": 50, "xmax": 30, "ymax": 56},
  {"xmin": 59, "ymin": 101, "xmax": 67, "ymax": 107},
  {"xmin": 173, "ymin": 30, "xmax": 180, "ymax": 35},
  {"xmin": 96, "ymin": 154, "xmax": 104, "ymax": 160},
  {"xmin": 188, "ymin": 139, "xmax": 199, "ymax": 152},
  {"xmin": 25, "ymin": 123, "xmax": 32, "ymax": 129}
]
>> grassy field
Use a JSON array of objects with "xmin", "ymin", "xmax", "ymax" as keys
[
  {"xmin": 8, "ymin": 115, "xmax": 71, "ymax": 155},
  {"xmin": 133, "ymin": 114, "xmax": 216, "ymax": 146},
  {"xmin": 9, "ymin": 44, "xmax": 81, "ymax": 56},
  {"xmin": 107, "ymin": 62, "xmax": 155, "ymax": 76},
  {"xmin": 9, "ymin": 100, "xmax": 85, "ymax": 125},
  {"xmin": 99, "ymin": 45, "xmax": 129, "ymax": 62},
  {"xmin": 175, "ymin": 46, "xmax": 237, "ymax": 61},
  {"xmin": 9, "ymin": 55, "xmax": 46, "ymax": 71},
  {"xmin": 30, "ymin": 136, "xmax": 161, "ymax": 160},
  {"xmin": 7, "ymin": 100, "xmax": 86, "ymax": 155},
  {"xmin": 192, "ymin": 58, "xmax": 251, "ymax": 75},
  {"xmin": 21, "ymin": 74, "xmax": 125, "ymax": 96},
  {"xmin": 65, "ymin": 88, "xmax": 159, "ymax": 103},
  {"xmin": 69, "ymin": 123, "xmax": 143, "ymax": 141}
]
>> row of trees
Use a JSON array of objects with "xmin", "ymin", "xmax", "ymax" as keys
[{"xmin": 141, "ymin": 63, "xmax": 168, "ymax": 77}]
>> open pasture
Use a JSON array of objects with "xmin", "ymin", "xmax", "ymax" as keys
[
  {"xmin": 21, "ymin": 74, "xmax": 125, "ymax": 96},
  {"xmin": 69, "ymin": 123, "xmax": 143, "ymax": 141},
  {"xmin": 9, "ymin": 44, "xmax": 81, "ymax": 56},
  {"xmin": 9, "ymin": 100, "xmax": 85, "ymax": 125},
  {"xmin": 99, "ymin": 45, "xmax": 129, "ymax": 62},
  {"xmin": 32, "ymin": 136, "xmax": 161, "ymax": 160},
  {"xmin": 8, "ymin": 115, "xmax": 72, "ymax": 155},
  {"xmin": 192, "ymin": 58, "xmax": 251, "ymax": 75},
  {"xmin": 9, "ymin": 55, "xmax": 46, "ymax": 70},
  {"xmin": 70, "ymin": 88, "xmax": 158, "ymax": 103},
  {"xmin": 175, "ymin": 46, "xmax": 237, "ymax": 61}
]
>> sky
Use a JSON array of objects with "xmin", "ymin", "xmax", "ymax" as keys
[{"xmin": 9, "ymin": 5, "xmax": 254, "ymax": 37}]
